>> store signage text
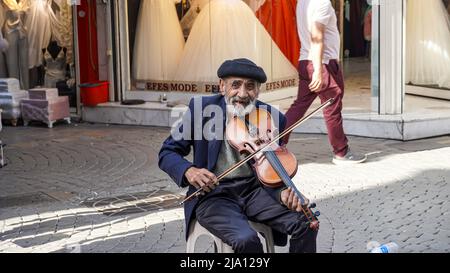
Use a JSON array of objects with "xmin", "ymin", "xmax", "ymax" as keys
[
  {"xmin": 265, "ymin": 79, "xmax": 297, "ymax": 91},
  {"xmin": 146, "ymin": 82, "xmax": 199, "ymax": 92},
  {"xmin": 138, "ymin": 78, "xmax": 297, "ymax": 93}
]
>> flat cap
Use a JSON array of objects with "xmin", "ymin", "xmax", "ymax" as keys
[{"xmin": 217, "ymin": 58, "xmax": 267, "ymax": 83}]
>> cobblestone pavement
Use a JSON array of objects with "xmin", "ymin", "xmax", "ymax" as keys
[{"xmin": 0, "ymin": 122, "xmax": 449, "ymax": 253}]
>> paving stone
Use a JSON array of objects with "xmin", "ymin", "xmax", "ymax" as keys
[{"xmin": 0, "ymin": 124, "xmax": 449, "ymax": 253}]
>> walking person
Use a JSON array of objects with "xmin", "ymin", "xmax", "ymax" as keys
[{"xmin": 283, "ymin": 0, "xmax": 367, "ymax": 165}]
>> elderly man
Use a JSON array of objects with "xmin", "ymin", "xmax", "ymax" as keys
[{"xmin": 159, "ymin": 58, "xmax": 317, "ymax": 253}]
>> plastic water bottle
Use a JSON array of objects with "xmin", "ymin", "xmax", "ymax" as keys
[{"xmin": 370, "ymin": 242, "xmax": 399, "ymax": 253}]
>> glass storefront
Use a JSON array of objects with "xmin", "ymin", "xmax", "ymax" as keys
[
  {"xmin": 405, "ymin": 0, "xmax": 450, "ymax": 100},
  {"xmin": 123, "ymin": 0, "xmax": 302, "ymax": 94},
  {"xmin": 113, "ymin": 0, "xmax": 449, "ymax": 112},
  {"xmin": 0, "ymin": 0, "xmax": 77, "ymax": 106},
  {"xmin": 115, "ymin": 0, "xmax": 382, "ymax": 114}
]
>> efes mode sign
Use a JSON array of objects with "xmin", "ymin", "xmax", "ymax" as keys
[{"xmin": 135, "ymin": 78, "xmax": 298, "ymax": 93}]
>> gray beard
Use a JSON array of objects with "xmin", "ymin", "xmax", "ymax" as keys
[{"xmin": 226, "ymin": 97, "xmax": 256, "ymax": 118}]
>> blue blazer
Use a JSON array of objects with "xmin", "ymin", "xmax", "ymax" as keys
[{"xmin": 158, "ymin": 94, "xmax": 288, "ymax": 245}]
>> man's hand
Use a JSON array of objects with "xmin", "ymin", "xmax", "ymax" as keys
[
  {"xmin": 310, "ymin": 21, "xmax": 325, "ymax": 93},
  {"xmin": 309, "ymin": 69, "xmax": 323, "ymax": 93},
  {"xmin": 280, "ymin": 188, "xmax": 309, "ymax": 212},
  {"xmin": 185, "ymin": 167, "xmax": 218, "ymax": 194}
]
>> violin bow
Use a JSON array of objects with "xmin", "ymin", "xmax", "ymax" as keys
[{"xmin": 180, "ymin": 98, "xmax": 335, "ymax": 205}]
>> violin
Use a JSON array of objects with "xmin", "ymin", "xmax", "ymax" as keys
[{"xmin": 181, "ymin": 98, "xmax": 335, "ymax": 231}]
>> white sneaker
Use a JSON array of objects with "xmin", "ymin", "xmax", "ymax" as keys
[{"xmin": 332, "ymin": 150, "xmax": 367, "ymax": 165}]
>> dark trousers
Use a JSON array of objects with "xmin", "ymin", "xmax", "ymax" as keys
[
  {"xmin": 283, "ymin": 60, "xmax": 348, "ymax": 157},
  {"xmin": 195, "ymin": 177, "xmax": 317, "ymax": 253}
]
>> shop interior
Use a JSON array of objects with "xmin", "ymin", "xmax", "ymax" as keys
[
  {"xmin": 123, "ymin": 0, "xmax": 449, "ymax": 115},
  {"xmin": 405, "ymin": 0, "xmax": 450, "ymax": 100},
  {"xmin": 0, "ymin": 0, "xmax": 77, "ymax": 108}
]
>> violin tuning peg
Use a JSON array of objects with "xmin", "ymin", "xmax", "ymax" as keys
[
  {"xmin": 309, "ymin": 203, "xmax": 317, "ymax": 209},
  {"xmin": 314, "ymin": 211, "xmax": 321, "ymax": 218},
  {"xmin": 309, "ymin": 220, "xmax": 320, "ymax": 231}
]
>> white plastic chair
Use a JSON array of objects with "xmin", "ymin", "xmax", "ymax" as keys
[
  {"xmin": 0, "ymin": 140, "xmax": 5, "ymax": 168},
  {"xmin": 186, "ymin": 219, "xmax": 275, "ymax": 253}
]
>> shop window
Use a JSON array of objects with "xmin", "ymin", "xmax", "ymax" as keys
[
  {"xmin": 0, "ymin": 0, "xmax": 76, "ymax": 100},
  {"xmin": 405, "ymin": 0, "xmax": 450, "ymax": 92},
  {"xmin": 126, "ymin": 0, "xmax": 299, "ymax": 93}
]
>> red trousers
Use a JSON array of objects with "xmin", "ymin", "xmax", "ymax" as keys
[{"xmin": 283, "ymin": 60, "xmax": 348, "ymax": 157}]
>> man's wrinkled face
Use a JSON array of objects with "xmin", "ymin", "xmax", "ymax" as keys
[{"xmin": 220, "ymin": 77, "xmax": 260, "ymax": 117}]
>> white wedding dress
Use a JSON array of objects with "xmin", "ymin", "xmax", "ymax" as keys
[
  {"xmin": 406, "ymin": 0, "xmax": 450, "ymax": 89},
  {"xmin": 133, "ymin": 0, "xmax": 185, "ymax": 81},
  {"xmin": 174, "ymin": 0, "xmax": 297, "ymax": 83},
  {"xmin": 25, "ymin": 0, "xmax": 52, "ymax": 69}
]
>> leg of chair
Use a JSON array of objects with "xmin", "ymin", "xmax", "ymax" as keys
[
  {"xmin": 249, "ymin": 221, "xmax": 275, "ymax": 253},
  {"xmin": 263, "ymin": 229, "xmax": 275, "ymax": 253},
  {"xmin": 186, "ymin": 234, "xmax": 197, "ymax": 253},
  {"xmin": 215, "ymin": 238, "xmax": 233, "ymax": 253},
  {"xmin": 187, "ymin": 219, "xmax": 235, "ymax": 253},
  {"xmin": 186, "ymin": 221, "xmax": 199, "ymax": 253},
  {"xmin": 0, "ymin": 140, "xmax": 5, "ymax": 168}
]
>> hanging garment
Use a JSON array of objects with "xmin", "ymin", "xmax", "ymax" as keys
[
  {"xmin": 44, "ymin": 48, "xmax": 66, "ymax": 88},
  {"xmin": 2, "ymin": 0, "xmax": 29, "ymax": 12},
  {"xmin": 0, "ymin": 2, "xmax": 5, "ymax": 25},
  {"xmin": 25, "ymin": 0, "xmax": 71, "ymax": 68},
  {"xmin": 25, "ymin": 0, "xmax": 52, "ymax": 69},
  {"xmin": 2, "ymin": 0, "xmax": 30, "ymax": 89},
  {"xmin": 0, "ymin": 31, "xmax": 8, "ymax": 78},
  {"xmin": 254, "ymin": 0, "xmax": 300, "ymax": 67},
  {"xmin": 363, "ymin": 5, "xmax": 372, "ymax": 41},
  {"xmin": 179, "ymin": 0, "xmax": 210, "ymax": 38},
  {"xmin": 406, "ymin": 0, "xmax": 450, "ymax": 89},
  {"xmin": 174, "ymin": 0, "xmax": 297, "ymax": 83},
  {"xmin": 343, "ymin": 0, "xmax": 366, "ymax": 57},
  {"xmin": 244, "ymin": 0, "xmax": 265, "ymax": 12},
  {"xmin": 0, "ymin": 4, "xmax": 8, "ymax": 78},
  {"xmin": 133, "ymin": 0, "xmax": 185, "ymax": 81},
  {"xmin": 50, "ymin": 0, "xmax": 73, "ymax": 65}
]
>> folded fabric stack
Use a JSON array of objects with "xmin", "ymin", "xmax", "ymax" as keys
[
  {"xmin": 0, "ymin": 78, "xmax": 29, "ymax": 126},
  {"xmin": 21, "ymin": 88, "xmax": 71, "ymax": 128},
  {"xmin": 0, "ymin": 78, "xmax": 20, "ymax": 93}
]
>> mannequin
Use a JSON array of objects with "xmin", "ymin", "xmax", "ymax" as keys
[
  {"xmin": 43, "ymin": 40, "xmax": 66, "ymax": 88},
  {"xmin": 2, "ymin": 0, "xmax": 30, "ymax": 89},
  {"xmin": 406, "ymin": 0, "xmax": 450, "ymax": 89},
  {"xmin": 49, "ymin": 0, "xmax": 73, "ymax": 65},
  {"xmin": 133, "ymin": 0, "xmax": 185, "ymax": 81},
  {"xmin": 174, "ymin": 0, "xmax": 297, "ymax": 83}
]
